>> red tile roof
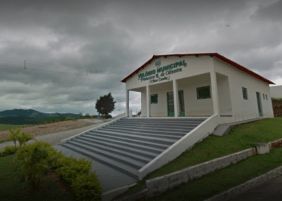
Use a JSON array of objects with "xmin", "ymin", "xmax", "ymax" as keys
[{"xmin": 121, "ymin": 53, "xmax": 275, "ymax": 84}]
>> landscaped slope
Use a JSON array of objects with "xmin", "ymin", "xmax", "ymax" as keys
[{"xmin": 116, "ymin": 118, "xmax": 282, "ymax": 199}]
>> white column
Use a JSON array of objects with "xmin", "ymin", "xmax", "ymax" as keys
[
  {"xmin": 126, "ymin": 89, "xmax": 129, "ymax": 117},
  {"xmin": 210, "ymin": 71, "xmax": 220, "ymax": 115},
  {"xmin": 146, "ymin": 85, "xmax": 150, "ymax": 117},
  {"xmin": 173, "ymin": 79, "xmax": 179, "ymax": 117}
]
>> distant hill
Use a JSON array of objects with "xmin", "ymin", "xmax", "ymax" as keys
[
  {"xmin": 0, "ymin": 109, "xmax": 82, "ymax": 125},
  {"xmin": 0, "ymin": 109, "xmax": 81, "ymax": 118}
]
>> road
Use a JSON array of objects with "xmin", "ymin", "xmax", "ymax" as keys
[{"xmin": 231, "ymin": 175, "xmax": 282, "ymax": 201}]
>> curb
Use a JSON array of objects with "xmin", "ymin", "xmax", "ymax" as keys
[
  {"xmin": 204, "ymin": 165, "xmax": 282, "ymax": 201},
  {"xmin": 102, "ymin": 183, "xmax": 137, "ymax": 201}
]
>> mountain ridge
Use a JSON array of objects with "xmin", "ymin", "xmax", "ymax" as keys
[{"xmin": 0, "ymin": 109, "xmax": 81, "ymax": 118}]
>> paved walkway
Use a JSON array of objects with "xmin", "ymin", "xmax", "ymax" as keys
[
  {"xmin": 53, "ymin": 145, "xmax": 137, "ymax": 192},
  {"xmin": 0, "ymin": 122, "xmax": 104, "ymax": 151},
  {"xmin": 231, "ymin": 175, "xmax": 282, "ymax": 201},
  {"xmin": 0, "ymin": 117, "xmax": 137, "ymax": 192},
  {"xmin": 0, "ymin": 119, "xmax": 112, "ymax": 151}
]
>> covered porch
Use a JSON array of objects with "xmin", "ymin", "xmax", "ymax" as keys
[{"xmin": 126, "ymin": 72, "xmax": 232, "ymax": 119}]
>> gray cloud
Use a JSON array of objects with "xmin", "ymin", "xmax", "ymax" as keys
[{"xmin": 0, "ymin": 0, "xmax": 281, "ymax": 115}]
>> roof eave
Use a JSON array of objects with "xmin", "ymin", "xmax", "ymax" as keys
[{"xmin": 121, "ymin": 53, "xmax": 275, "ymax": 85}]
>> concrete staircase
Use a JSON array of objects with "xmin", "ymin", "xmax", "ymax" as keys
[{"xmin": 61, "ymin": 118, "xmax": 206, "ymax": 179}]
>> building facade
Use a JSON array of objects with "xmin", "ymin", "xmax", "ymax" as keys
[
  {"xmin": 270, "ymin": 85, "xmax": 282, "ymax": 98},
  {"xmin": 122, "ymin": 53, "xmax": 274, "ymax": 123}
]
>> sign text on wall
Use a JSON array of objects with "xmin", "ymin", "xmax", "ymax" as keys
[{"xmin": 138, "ymin": 60, "xmax": 187, "ymax": 84}]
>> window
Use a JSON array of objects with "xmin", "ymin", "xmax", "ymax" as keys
[
  {"xmin": 266, "ymin": 94, "xmax": 268, "ymax": 100},
  {"xmin": 151, "ymin": 94, "xmax": 158, "ymax": 104},
  {"xmin": 197, "ymin": 86, "xmax": 211, "ymax": 99},
  {"xmin": 242, "ymin": 87, "xmax": 248, "ymax": 100}
]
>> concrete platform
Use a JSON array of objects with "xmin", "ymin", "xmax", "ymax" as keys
[
  {"xmin": 213, "ymin": 118, "xmax": 263, "ymax": 136},
  {"xmin": 53, "ymin": 145, "xmax": 137, "ymax": 192}
]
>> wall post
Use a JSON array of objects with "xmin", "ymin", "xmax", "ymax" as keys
[{"xmin": 173, "ymin": 79, "xmax": 179, "ymax": 117}]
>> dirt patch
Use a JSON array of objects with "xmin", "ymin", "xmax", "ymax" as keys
[
  {"xmin": 21, "ymin": 170, "xmax": 75, "ymax": 200},
  {"xmin": 0, "ymin": 119, "xmax": 108, "ymax": 140},
  {"xmin": 270, "ymin": 139, "xmax": 282, "ymax": 149}
]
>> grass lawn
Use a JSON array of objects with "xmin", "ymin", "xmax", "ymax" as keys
[
  {"xmin": 0, "ymin": 124, "xmax": 33, "ymax": 131},
  {"xmin": 148, "ymin": 146, "xmax": 282, "ymax": 201},
  {"xmin": 118, "ymin": 117, "xmax": 282, "ymax": 198},
  {"xmin": 0, "ymin": 154, "xmax": 75, "ymax": 201}
]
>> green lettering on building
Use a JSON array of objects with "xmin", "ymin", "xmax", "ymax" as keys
[{"xmin": 138, "ymin": 60, "xmax": 187, "ymax": 82}]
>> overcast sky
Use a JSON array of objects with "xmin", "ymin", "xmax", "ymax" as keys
[{"xmin": 0, "ymin": 0, "xmax": 281, "ymax": 116}]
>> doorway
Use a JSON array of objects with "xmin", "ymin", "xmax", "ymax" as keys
[
  {"xmin": 167, "ymin": 90, "xmax": 185, "ymax": 117},
  {"xmin": 256, "ymin": 92, "xmax": 263, "ymax": 117},
  {"xmin": 179, "ymin": 90, "xmax": 185, "ymax": 116},
  {"xmin": 167, "ymin": 92, "xmax": 174, "ymax": 116}
]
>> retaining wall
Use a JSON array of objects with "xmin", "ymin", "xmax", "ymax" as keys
[
  {"xmin": 114, "ymin": 147, "xmax": 256, "ymax": 201},
  {"xmin": 145, "ymin": 148, "xmax": 256, "ymax": 198},
  {"xmin": 205, "ymin": 165, "xmax": 282, "ymax": 201}
]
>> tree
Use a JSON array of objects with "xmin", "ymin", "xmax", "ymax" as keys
[
  {"xmin": 95, "ymin": 93, "xmax": 116, "ymax": 116},
  {"xmin": 7, "ymin": 128, "xmax": 21, "ymax": 151},
  {"xmin": 7, "ymin": 128, "xmax": 34, "ymax": 152}
]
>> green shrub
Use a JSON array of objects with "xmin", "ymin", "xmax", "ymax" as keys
[
  {"xmin": 14, "ymin": 141, "xmax": 61, "ymax": 191},
  {"xmin": 272, "ymin": 98, "xmax": 282, "ymax": 103},
  {"xmin": 71, "ymin": 172, "xmax": 103, "ymax": 201},
  {"xmin": 55, "ymin": 156, "xmax": 92, "ymax": 183},
  {"xmin": 48, "ymin": 119, "xmax": 56, "ymax": 123},
  {"xmin": 103, "ymin": 114, "xmax": 112, "ymax": 119},
  {"xmin": 54, "ymin": 154, "xmax": 102, "ymax": 200},
  {"xmin": 17, "ymin": 132, "xmax": 34, "ymax": 147},
  {"xmin": 0, "ymin": 145, "xmax": 20, "ymax": 157},
  {"xmin": 65, "ymin": 117, "xmax": 75, "ymax": 121}
]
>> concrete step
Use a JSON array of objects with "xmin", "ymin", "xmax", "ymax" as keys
[
  {"xmin": 66, "ymin": 140, "xmax": 146, "ymax": 169},
  {"xmin": 60, "ymin": 118, "xmax": 206, "ymax": 181},
  {"xmin": 61, "ymin": 143, "xmax": 139, "ymax": 179},
  {"xmin": 112, "ymin": 122, "xmax": 202, "ymax": 128},
  {"xmin": 79, "ymin": 135, "xmax": 165, "ymax": 154},
  {"xmin": 72, "ymin": 138, "xmax": 153, "ymax": 163},
  {"xmin": 118, "ymin": 118, "xmax": 206, "ymax": 122},
  {"xmin": 103, "ymin": 125, "xmax": 193, "ymax": 134},
  {"xmin": 98, "ymin": 127, "xmax": 184, "ymax": 140},
  {"xmin": 82, "ymin": 133, "xmax": 170, "ymax": 150},
  {"xmin": 111, "ymin": 123, "xmax": 201, "ymax": 128},
  {"xmin": 87, "ymin": 130, "xmax": 178, "ymax": 145},
  {"xmin": 116, "ymin": 121, "xmax": 205, "ymax": 125},
  {"xmin": 73, "ymin": 137, "xmax": 158, "ymax": 159}
]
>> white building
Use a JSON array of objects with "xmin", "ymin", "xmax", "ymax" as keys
[
  {"xmin": 270, "ymin": 85, "xmax": 282, "ymax": 99},
  {"xmin": 122, "ymin": 53, "xmax": 274, "ymax": 124},
  {"xmin": 59, "ymin": 53, "xmax": 276, "ymax": 182}
]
